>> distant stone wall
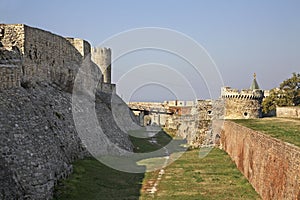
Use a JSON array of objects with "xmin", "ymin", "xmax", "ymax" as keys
[
  {"xmin": 169, "ymin": 100, "xmax": 223, "ymax": 148},
  {"xmin": 221, "ymin": 121, "xmax": 300, "ymax": 200},
  {"xmin": 276, "ymin": 106, "xmax": 300, "ymax": 118}
]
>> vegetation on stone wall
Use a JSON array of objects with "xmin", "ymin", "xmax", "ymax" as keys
[{"xmin": 262, "ymin": 73, "xmax": 300, "ymax": 114}]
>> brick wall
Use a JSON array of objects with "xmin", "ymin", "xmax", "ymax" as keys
[{"xmin": 221, "ymin": 121, "xmax": 300, "ymax": 200}]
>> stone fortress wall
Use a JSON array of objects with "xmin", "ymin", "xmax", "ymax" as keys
[
  {"xmin": 0, "ymin": 24, "xmax": 112, "ymax": 92},
  {"xmin": 0, "ymin": 24, "xmax": 136, "ymax": 199},
  {"xmin": 0, "ymin": 47, "xmax": 22, "ymax": 89},
  {"xmin": 1, "ymin": 24, "xmax": 81, "ymax": 90},
  {"xmin": 128, "ymin": 99, "xmax": 223, "ymax": 148}
]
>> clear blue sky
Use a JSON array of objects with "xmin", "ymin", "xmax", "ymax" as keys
[{"xmin": 1, "ymin": 0, "xmax": 299, "ymax": 101}]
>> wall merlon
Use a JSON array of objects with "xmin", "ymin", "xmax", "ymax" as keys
[
  {"xmin": 221, "ymin": 87, "xmax": 264, "ymax": 99},
  {"xmin": 65, "ymin": 38, "xmax": 91, "ymax": 59}
]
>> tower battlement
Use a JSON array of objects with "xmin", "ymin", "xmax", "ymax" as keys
[
  {"xmin": 221, "ymin": 74, "xmax": 264, "ymax": 119},
  {"xmin": 221, "ymin": 87, "xmax": 264, "ymax": 100}
]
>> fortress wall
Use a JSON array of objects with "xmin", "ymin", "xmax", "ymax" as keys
[
  {"xmin": 221, "ymin": 121, "xmax": 300, "ymax": 200},
  {"xmin": 0, "ymin": 48, "xmax": 22, "ymax": 89},
  {"xmin": 0, "ymin": 66, "xmax": 21, "ymax": 89},
  {"xmin": 0, "ymin": 24, "xmax": 105, "ymax": 93},
  {"xmin": 0, "ymin": 24, "xmax": 88, "ymax": 91},
  {"xmin": 23, "ymin": 25, "xmax": 83, "ymax": 90},
  {"xmin": 276, "ymin": 106, "xmax": 300, "ymax": 118},
  {"xmin": 0, "ymin": 85, "xmax": 86, "ymax": 199},
  {"xmin": 0, "ymin": 24, "xmax": 136, "ymax": 199}
]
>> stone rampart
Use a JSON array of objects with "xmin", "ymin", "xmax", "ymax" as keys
[
  {"xmin": 0, "ymin": 24, "xmax": 99, "ymax": 92},
  {"xmin": 0, "ymin": 24, "xmax": 135, "ymax": 199},
  {"xmin": 221, "ymin": 121, "xmax": 300, "ymax": 200}
]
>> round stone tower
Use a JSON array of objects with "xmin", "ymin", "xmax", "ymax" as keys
[
  {"xmin": 221, "ymin": 74, "xmax": 264, "ymax": 119},
  {"xmin": 91, "ymin": 47, "xmax": 111, "ymax": 84}
]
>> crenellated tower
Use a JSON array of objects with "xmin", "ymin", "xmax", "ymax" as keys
[
  {"xmin": 91, "ymin": 47, "xmax": 111, "ymax": 84},
  {"xmin": 221, "ymin": 74, "xmax": 264, "ymax": 119}
]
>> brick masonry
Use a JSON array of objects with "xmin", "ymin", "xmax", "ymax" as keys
[{"xmin": 221, "ymin": 121, "xmax": 300, "ymax": 200}]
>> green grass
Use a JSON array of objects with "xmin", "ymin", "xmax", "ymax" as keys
[
  {"xmin": 232, "ymin": 118, "xmax": 300, "ymax": 147},
  {"xmin": 129, "ymin": 130, "xmax": 173, "ymax": 153},
  {"xmin": 140, "ymin": 148, "xmax": 260, "ymax": 200},
  {"xmin": 53, "ymin": 157, "xmax": 144, "ymax": 200},
  {"xmin": 54, "ymin": 129, "xmax": 260, "ymax": 200}
]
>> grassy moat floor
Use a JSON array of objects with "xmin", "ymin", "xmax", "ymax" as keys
[
  {"xmin": 232, "ymin": 117, "xmax": 300, "ymax": 147},
  {"xmin": 53, "ymin": 130, "xmax": 260, "ymax": 200}
]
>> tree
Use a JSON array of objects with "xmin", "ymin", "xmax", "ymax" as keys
[{"xmin": 262, "ymin": 73, "xmax": 300, "ymax": 114}]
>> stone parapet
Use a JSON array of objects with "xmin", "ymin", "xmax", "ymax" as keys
[{"xmin": 221, "ymin": 87, "xmax": 264, "ymax": 100}]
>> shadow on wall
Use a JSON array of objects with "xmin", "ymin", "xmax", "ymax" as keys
[{"xmin": 53, "ymin": 157, "xmax": 146, "ymax": 200}]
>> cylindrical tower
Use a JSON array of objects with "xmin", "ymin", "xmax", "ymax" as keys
[
  {"xmin": 91, "ymin": 47, "xmax": 111, "ymax": 84},
  {"xmin": 221, "ymin": 87, "xmax": 264, "ymax": 119}
]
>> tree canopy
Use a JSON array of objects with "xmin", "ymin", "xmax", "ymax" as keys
[{"xmin": 262, "ymin": 73, "xmax": 300, "ymax": 114}]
